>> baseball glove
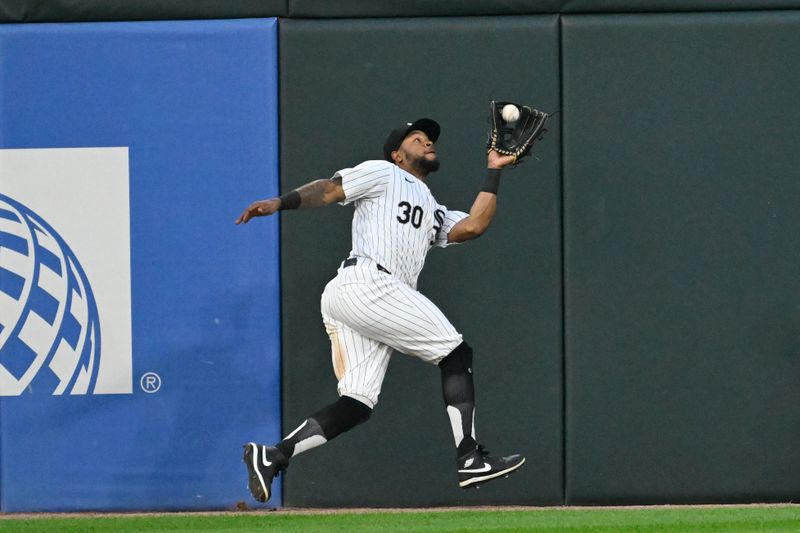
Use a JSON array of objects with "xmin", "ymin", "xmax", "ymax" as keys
[{"xmin": 487, "ymin": 100, "xmax": 549, "ymax": 165}]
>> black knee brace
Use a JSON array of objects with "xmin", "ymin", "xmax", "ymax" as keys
[
  {"xmin": 439, "ymin": 341, "xmax": 473, "ymax": 374},
  {"xmin": 310, "ymin": 395, "xmax": 372, "ymax": 440},
  {"xmin": 438, "ymin": 341, "xmax": 474, "ymax": 405}
]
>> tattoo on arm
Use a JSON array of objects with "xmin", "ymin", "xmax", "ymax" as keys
[{"xmin": 295, "ymin": 177, "xmax": 342, "ymax": 209}]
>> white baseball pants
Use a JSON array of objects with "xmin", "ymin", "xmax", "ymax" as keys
[{"xmin": 320, "ymin": 257, "xmax": 463, "ymax": 408}]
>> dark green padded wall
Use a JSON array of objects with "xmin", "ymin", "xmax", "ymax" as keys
[
  {"xmin": 562, "ymin": 11, "xmax": 800, "ymax": 504},
  {"xmin": 279, "ymin": 16, "xmax": 562, "ymax": 506},
  {"xmin": 286, "ymin": 0, "xmax": 800, "ymax": 17},
  {"xmin": 9, "ymin": 1, "xmax": 800, "ymax": 22},
  {"xmin": 286, "ymin": 0, "xmax": 564, "ymax": 17},
  {"xmin": 559, "ymin": 0, "xmax": 800, "ymax": 13},
  {"xmin": 0, "ymin": 0, "xmax": 287, "ymax": 22}
]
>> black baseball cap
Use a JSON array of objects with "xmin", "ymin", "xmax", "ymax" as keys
[{"xmin": 383, "ymin": 118, "xmax": 441, "ymax": 162}]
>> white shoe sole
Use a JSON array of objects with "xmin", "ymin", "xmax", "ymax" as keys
[
  {"xmin": 244, "ymin": 442, "xmax": 270, "ymax": 502},
  {"xmin": 459, "ymin": 457, "xmax": 525, "ymax": 488}
]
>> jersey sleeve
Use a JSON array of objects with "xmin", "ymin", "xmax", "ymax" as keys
[
  {"xmin": 334, "ymin": 160, "xmax": 393, "ymax": 205},
  {"xmin": 431, "ymin": 204, "xmax": 469, "ymax": 249}
]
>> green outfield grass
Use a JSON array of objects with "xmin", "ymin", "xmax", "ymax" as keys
[{"xmin": 1, "ymin": 505, "xmax": 799, "ymax": 532}]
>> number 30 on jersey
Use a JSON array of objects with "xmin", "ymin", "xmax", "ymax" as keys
[{"xmin": 397, "ymin": 201, "xmax": 445, "ymax": 238}]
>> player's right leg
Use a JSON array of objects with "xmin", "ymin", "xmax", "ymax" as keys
[
  {"xmin": 242, "ymin": 443, "xmax": 288, "ymax": 503},
  {"xmin": 243, "ymin": 395, "xmax": 372, "ymax": 503},
  {"xmin": 244, "ymin": 302, "xmax": 389, "ymax": 504}
]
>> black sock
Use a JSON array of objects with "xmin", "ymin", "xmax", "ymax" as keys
[
  {"xmin": 277, "ymin": 396, "xmax": 372, "ymax": 459},
  {"xmin": 439, "ymin": 342, "xmax": 478, "ymax": 457}
]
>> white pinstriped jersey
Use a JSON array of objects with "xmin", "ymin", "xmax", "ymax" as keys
[{"xmin": 335, "ymin": 160, "xmax": 467, "ymax": 289}]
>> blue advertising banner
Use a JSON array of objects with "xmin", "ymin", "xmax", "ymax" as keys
[{"xmin": 0, "ymin": 19, "xmax": 281, "ymax": 511}]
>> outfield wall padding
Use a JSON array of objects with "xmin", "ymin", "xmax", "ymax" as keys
[
  {"xmin": 0, "ymin": 0, "xmax": 287, "ymax": 22},
  {"xmin": 0, "ymin": 19, "xmax": 282, "ymax": 512},
  {"xmin": 279, "ymin": 16, "xmax": 563, "ymax": 507},
  {"xmin": 286, "ymin": 0, "xmax": 800, "ymax": 17},
  {"xmin": 6, "ymin": 0, "xmax": 800, "ymax": 22},
  {"xmin": 562, "ymin": 11, "xmax": 800, "ymax": 504},
  {"xmin": 3, "ymin": 4, "xmax": 800, "ymax": 513}
]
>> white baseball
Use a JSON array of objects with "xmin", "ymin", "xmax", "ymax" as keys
[{"xmin": 502, "ymin": 104, "xmax": 520, "ymax": 122}]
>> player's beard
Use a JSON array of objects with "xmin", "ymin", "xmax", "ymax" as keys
[{"xmin": 417, "ymin": 154, "xmax": 440, "ymax": 175}]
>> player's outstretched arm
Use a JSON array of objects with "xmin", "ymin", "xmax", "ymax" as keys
[
  {"xmin": 447, "ymin": 150, "xmax": 516, "ymax": 243},
  {"xmin": 235, "ymin": 177, "xmax": 345, "ymax": 224}
]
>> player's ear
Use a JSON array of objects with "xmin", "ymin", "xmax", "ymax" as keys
[{"xmin": 391, "ymin": 150, "xmax": 402, "ymax": 164}]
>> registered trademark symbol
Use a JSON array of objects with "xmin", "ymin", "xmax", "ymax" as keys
[{"xmin": 140, "ymin": 372, "xmax": 162, "ymax": 393}]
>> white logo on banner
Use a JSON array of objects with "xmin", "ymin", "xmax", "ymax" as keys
[{"xmin": 0, "ymin": 148, "xmax": 132, "ymax": 395}]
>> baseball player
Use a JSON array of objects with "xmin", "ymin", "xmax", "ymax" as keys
[{"xmin": 236, "ymin": 118, "xmax": 525, "ymax": 503}]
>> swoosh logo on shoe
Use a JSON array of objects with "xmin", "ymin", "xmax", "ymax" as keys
[
  {"xmin": 458, "ymin": 464, "xmax": 492, "ymax": 474},
  {"xmin": 261, "ymin": 447, "xmax": 273, "ymax": 467}
]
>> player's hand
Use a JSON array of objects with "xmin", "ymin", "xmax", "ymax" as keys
[
  {"xmin": 487, "ymin": 149, "xmax": 517, "ymax": 169},
  {"xmin": 235, "ymin": 198, "xmax": 281, "ymax": 224}
]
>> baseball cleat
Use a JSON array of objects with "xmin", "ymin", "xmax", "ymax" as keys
[
  {"xmin": 242, "ymin": 442, "xmax": 288, "ymax": 503},
  {"xmin": 457, "ymin": 445, "xmax": 525, "ymax": 488}
]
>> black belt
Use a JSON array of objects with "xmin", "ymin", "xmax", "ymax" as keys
[{"xmin": 343, "ymin": 257, "xmax": 391, "ymax": 275}]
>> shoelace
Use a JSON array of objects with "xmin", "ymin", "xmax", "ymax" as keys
[
  {"xmin": 276, "ymin": 457, "xmax": 289, "ymax": 476},
  {"xmin": 458, "ymin": 444, "xmax": 491, "ymax": 467},
  {"xmin": 476, "ymin": 444, "xmax": 490, "ymax": 459},
  {"xmin": 263, "ymin": 447, "xmax": 290, "ymax": 475}
]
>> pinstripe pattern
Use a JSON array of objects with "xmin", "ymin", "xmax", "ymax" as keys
[
  {"xmin": 320, "ymin": 160, "xmax": 468, "ymax": 407},
  {"xmin": 336, "ymin": 160, "xmax": 467, "ymax": 290}
]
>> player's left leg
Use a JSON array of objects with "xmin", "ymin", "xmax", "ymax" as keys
[
  {"xmin": 326, "ymin": 274, "xmax": 524, "ymax": 487},
  {"xmin": 438, "ymin": 341, "xmax": 478, "ymax": 457},
  {"xmin": 438, "ymin": 341, "xmax": 525, "ymax": 488}
]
